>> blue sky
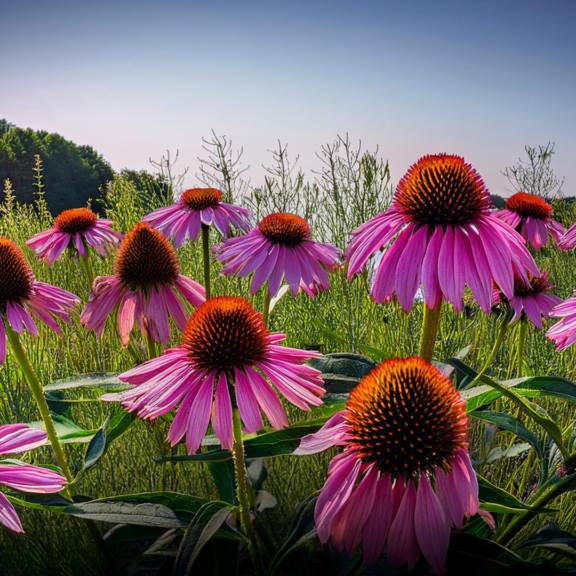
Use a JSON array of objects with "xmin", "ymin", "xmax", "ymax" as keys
[{"xmin": 1, "ymin": 0, "xmax": 575, "ymax": 195}]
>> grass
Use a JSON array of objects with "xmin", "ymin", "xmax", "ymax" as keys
[{"xmin": 1, "ymin": 144, "xmax": 576, "ymax": 575}]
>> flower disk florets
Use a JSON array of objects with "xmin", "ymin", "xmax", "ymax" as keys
[
  {"xmin": 54, "ymin": 208, "xmax": 98, "ymax": 234},
  {"xmin": 259, "ymin": 213, "xmax": 311, "ymax": 247},
  {"xmin": 346, "ymin": 357, "xmax": 468, "ymax": 478},
  {"xmin": 114, "ymin": 223, "xmax": 180, "ymax": 288},
  {"xmin": 182, "ymin": 296, "xmax": 269, "ymax": 374},
  {"xmin": 506, "ymin": 192, "xmax": 553, "ymax": 220},
  {"xmin": 0, "ymin": 238, "xmax": 33, "ymax": 306},
  {"xmin": 181, "ymin": 188, "xmax": 223, "ymax": 210},
  {"xmin": 395, "ymin": 154, "xmax": 492, "ymax": 226}
]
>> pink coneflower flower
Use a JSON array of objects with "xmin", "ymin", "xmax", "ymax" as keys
[
  {"xmin": 497, "ymin": 192, "xmax": 565, "ymax": 250},
  {"xmin": 26, "ymin": 208, "xmax": 123, "ymax": 265},
  {"xmin": 102, "ymin": 296, "xmax": 325, "ymax": 453},
  {"xmin": 492, "ymin": 273, "xmax": 562, "ymax": 329},
  {"xmin": 0, "ymin": 238, "xmax": 80, "ymax": 365},
  {"xmin": 81, "ymin": 223, "xmax": 205, "ymax": 347},
  {"xmin": 546, "ymin": 296, "xmax": 576, "ymax": 351},
  {"xmin": 143, "ymin": 188, "xmax": 251, "ymax": 248},
  {"xmin": 558, "ymin": 221, "xmax": 576, "ymax": 250},
  {"xmin": 215, "ymin": 213, "xmax": 341, "ymax": 297},
  {"xmin": 346, "ymin": 155, "xmax": 540, "ymax": 313},
  {"xmin": 0, "ymin": 424, "xmax": 68, "ymax": 533},
  {"xmin": 295, "ymin": 357, "xmax": 479, "ymax": 574}
]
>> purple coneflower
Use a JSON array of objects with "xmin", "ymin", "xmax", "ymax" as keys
[
  {"xmin": 26, "ymin": 208, "xmax": 123, "ymax": 265},
  {"xmin": 546, "ymin": 296, "xmax": 576, "ymax": 351},
  {"xmin": 81, "ymin": 222, "xmax": 205, "ymax": 347},
  {"xmin": 102, "ymin": 296, "xmax": 325, "ymax": 453},
  {"xmin": 0, "ymin": 238, "xmax": 80, "ymax": 364},
  {"xmin": 493, "ymin": 273, "xmax": 562, "ymax": 329},
  {"xmin": 0, "ymin": 424, "xmax": 67, "ymax": 533},
  {"xmin": 216, "ymin": 213, "xmax": 341, "ymax": 298},
  {"xmin": 144, "ymin": 188, "xmax": 251, "ymax": 248},
  {"xmin": 346, "ymin": 155, "xmax": 540, "ymax": 313},
  {"xmin": 296, "ymin": 357, "xmax": 481, "ymax": 574},
  {"xmin": 497, "ymin": 192, "xmax": 564, "ymax": 250}
]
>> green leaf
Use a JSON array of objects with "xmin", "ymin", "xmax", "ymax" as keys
[
  {"xmin": 518, "ymin": 521, "xmax": 576, "ymax": 560},
  {"xmin": 446, "ymin": 532, "xmax": 553, "ymax": 574},
  {"xmin": 162, "ymin": 417, "xmax": 329, "ymax": 464},
  {"xmin": 206, "ymin": 460, "xmax": 236, "ymax": 504},
  {"xmin": 43, "ymin": 372, "xmax": 132, "ymax": 392},
  {"xmin": 95, "ymin": 492, "xmax": 208, "ymax": 519},
  {"xmin": 174, "ymin": 502, "xmax": 235, "ymax": 576},
  {"xmin": 462, "ymin": 374, "xmax": 576, "ymax": 412},
  {"xmin": 448, "ymin": 360, "xmax": 568, "ymax": 458},
  {"xmin": 28, "ymin": 413, "xmax": 98, "ymax": 444},
  {"xmin": 483, "ymin": 443, "xmax": 532, "ymax": 465},
  {"xmin": 269, "ymin": 492, "xmax": 319, "ymax": 575},
  {"xmin": 64, "ymin": 500, "xmax": 189, "ymax": 528},
  {"xmin": 471, "ymin": 411, "xmax": 544, "ymax": 460},
  {"xmin": 478, "ymin": 475, "xmax": 557, "ymax": 513},
  {"xmin": 308, "ymin": 352, "xmax": 378, "ymax": 393}
]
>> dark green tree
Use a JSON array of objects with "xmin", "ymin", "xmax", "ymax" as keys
[{"xmin": 0, "ymin": 120, "xmax": 115, "ymax": 214}]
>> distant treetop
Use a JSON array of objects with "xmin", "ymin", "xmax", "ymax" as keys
[{"xmin": 0, "ymin": 119, "xmax": 115, "ymax": 214}]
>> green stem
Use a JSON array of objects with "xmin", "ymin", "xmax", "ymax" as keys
[
  {"xmin": 232, "ymin": 407, "xmax": 264, "ymax": 576},
  {"xmin": 418, "ymin": 301, "xmax": 442, "ymax": 362},
  {"xmin": 5, "ymin": 324, "xmax": 120, "ymax": 574},
  {"xmin": 262, "ymin": 286, "xmax": 271, "ymax": 326},
  {"xmin": 146, "ymin": 333, "xmax": 158, "ymax": 360},
  {"xmin": 79, "ymin": 252, "xmax": 95, "ymax": 289},
  {"xmin": 5, "ymin": 324, "xmax": 74, "ymax": 486},
  {"xmin": 517, "ymin": 316, "xmax": 528, "ymax": 378},
  {"xmin": 496, "ymin": 473, "xmax": 572, "ymax": 546},
  {"xmin": 467, "ymin": 320, "xmax": 509, "ymax": 388},
  {"xmin": 202, "ymin": 224, "xmax": 211, "ymax": 300}
]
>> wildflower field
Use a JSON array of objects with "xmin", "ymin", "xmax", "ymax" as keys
[{"xmin": 2, "ymin": 141, "xmax": 576, "ymax": 576}]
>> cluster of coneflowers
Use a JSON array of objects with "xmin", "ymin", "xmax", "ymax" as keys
[{"xmin": 3, "ymin": 157, "xmax": 576, "ymax": 573}]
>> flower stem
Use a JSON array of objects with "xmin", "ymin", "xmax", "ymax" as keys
[
  {"xmin": 6, "ymin": 324, "xmax": 120, "ymax": 574},
  {"xmin": 418, "ymin": 301, "xmax": 442, "ymax": 362},
  {"xmin": 262, "ymin": 286, "xmax": 271, "ymax": 326},
  {"xmin": 467, "ymin": 319, "xmax": 509, "ymax": 388},
  {"xmin": 232, "ymin": 406, "xmax": 264, "ymax": 576},
  {"xmin": 201, "ymin": 224, "xmax": 211, "ymax": 300},
  {"xmin": 5, "ymin": 324, "xmax": 74, "ymax": 485},
  {"xmin": 516, "ymin": 316, "xmax": 528, "ymax": 378},
  {"xmin": 145, "ymin": 333, "xmax": 158, "ymax": 360},
  {"xmin": 79, "ymin": 252, "xmax": 95, "ymax": 290}
]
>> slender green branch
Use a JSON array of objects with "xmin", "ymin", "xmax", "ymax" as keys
[
  {"xmin": 262, "ymin": 286, "xmax": 271, "ymax": 326},
  {"xmin": 79, "ymin": 252, "xmax": 95, "ymax": 290},
  {"xmin": 5, "ymin": 324, "xmax": 120, "ymax": 574},
  {"xmin": 202, "ymin": 224, "xmax": 211, "ymax": 300},
  {"xmin": 232, "ymin": 406, "xmax": 264, "ymax": 576},
  {"xmin": 516, "ymin": 316, "xmax": 528, "ymax": 378},
  {"xmin": 146, "ymin": 333, "xmax": 158, "ymax": 360},
  {"xmin": 418, "ymin": 301, "xmax": 442, "ymax": 362},
  {"xmin": 5, "ymin": 324, "xmax": 75, "ymax": 485}
]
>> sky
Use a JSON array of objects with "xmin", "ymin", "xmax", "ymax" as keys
[{"xmin": 1, "ymin": 0, "xmax": 575, "ymax": 195}]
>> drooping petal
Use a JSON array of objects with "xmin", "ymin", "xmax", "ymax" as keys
[{"xmin": 414, "ymin": 475, "xmax": 450, "ymax": 575}]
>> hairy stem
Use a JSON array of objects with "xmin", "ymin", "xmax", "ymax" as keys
[
  {"xmin": 262, "ymin": 286, "xmax": 271, "ymax": 326},
  {"xmin": 517, "ymin": 316, "xmax": 528, "ymax": 378},
  {"xmin": 232, "ymin": 406, "xmax": 264, "ymax": 576},
  {"xmin": 5, "ymin": 325, "xmax": 74, "ymax": 485},
  {"xmin": 418, "ymin": 301, "xmax": 442, "ymax": 362},
  {"xmin": 5, "ymin": 324, "xmax": 120, "ymax": 574},
  {"xmin": 202, "ymin": 224, "xmax": 211, "ymax": 300},
  {"xmin": 79, "ymin": 252, "xmax": 95, "ymax": 290}
]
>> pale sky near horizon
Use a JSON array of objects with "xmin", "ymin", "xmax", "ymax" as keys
[{"xmin": 1, "ymin": 0, "xmax": 575, "ymax": 196}]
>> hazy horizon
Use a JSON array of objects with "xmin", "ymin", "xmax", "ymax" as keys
[{"xmin": 2, "ymin": 0, "xmax": 575, "ymax": 196}]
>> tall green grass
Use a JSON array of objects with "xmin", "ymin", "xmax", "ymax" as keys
[{"xmin": 1, "ymin": 141, "xmax": 576, "ymax": 575}]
